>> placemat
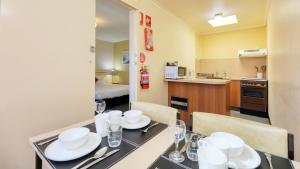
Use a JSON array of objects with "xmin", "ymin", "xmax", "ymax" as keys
[
  {"xmin": 34, "ymin": 121, "xmax": 167, "ymax": 169},
  {"xmin": 156, "ymin": 141, "xmax": 294, "ymax": 169},
  {"xmin": 148, "ymin": 156, "xmax": 188, "ymax": 169},
  {"xmin": 122, "ymin": 121, "xmax": 167, "ymax": 146}
]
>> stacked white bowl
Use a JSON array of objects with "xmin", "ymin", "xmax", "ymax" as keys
[{"xmin": 58, "ymin": 127, "xmax": 90, "ymax": 150}]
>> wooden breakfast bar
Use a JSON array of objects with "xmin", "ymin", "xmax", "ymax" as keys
[{"xmin": 166, "ymin": 78, "xmax": 231, "ymax": 122}]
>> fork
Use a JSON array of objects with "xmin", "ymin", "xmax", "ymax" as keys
[
  {"xmin": 141, "ymin": 122, "xmax": 159, "ymax": 133},
  {"xmin": 264, "ymin": 153, "xmax": 273, "ymax": 169}
]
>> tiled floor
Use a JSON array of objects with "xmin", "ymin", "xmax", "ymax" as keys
[{"xmin": 230, "ymin": 110, "xmax": 270, "ymax": 124}]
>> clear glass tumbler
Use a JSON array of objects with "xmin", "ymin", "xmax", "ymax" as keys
[{"xmin": 107, "ymin": 123, "xmax": 122, "ymax": 148}]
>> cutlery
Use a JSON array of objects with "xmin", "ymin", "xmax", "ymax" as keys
[
  {"xmin": 141, "ymin": 122, "xmax": 159, "ymax": 133},
  {"xmin": 37, "ymin": 136, "xmax": 58, "ymax": 146},
  {"xmin": 264, "ymin": 152, "xmax": 273, "ymax": 169},
  {"xmin": 71, "ymin": 147, "xmax": 108, "ymax": 169},
  {"xmin": 80, "ymin": 149, "xmax": 120, "ymax": 169}
]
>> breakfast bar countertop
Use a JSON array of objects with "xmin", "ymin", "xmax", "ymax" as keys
[{"xmin": 165, "ymin": 78, "xmax": 231, "ymax": 85}]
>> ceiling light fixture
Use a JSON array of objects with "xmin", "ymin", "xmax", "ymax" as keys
[{"xmin": 208, "ymin": 13, "xmax": 238, "ymax": 27}]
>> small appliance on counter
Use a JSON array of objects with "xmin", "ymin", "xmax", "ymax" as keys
[
  {"xmin": 240, "ymin": 78, "xmax": 268, "ymax": 118},
  {"xmin": 165, "ymin": 62, "xmax": 186, "ymax": 79}
]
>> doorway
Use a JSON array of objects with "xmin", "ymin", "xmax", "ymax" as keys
[{"xmin": 95, "ymin": 0, "xmax": 137, "ymax": 112}]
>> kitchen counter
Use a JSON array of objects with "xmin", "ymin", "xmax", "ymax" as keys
[
  {"xmin": 165, "ymin": 78, "xmax": 231, "ymax": 85},
  {"xmin": 167, "ymin": 78, "xmax": 231, "ymax": 122}
]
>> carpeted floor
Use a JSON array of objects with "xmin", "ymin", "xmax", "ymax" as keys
[
  {"xmin": 230, "ymin": 110, "xmax": 270, "ymax": 124},
  {"xmin": 108, "ymin": 103, "xmax": 270, "ymax": 124},
  {"xmin": 108, "ymin": 103, "xmax": 130, "ymax": 112}
]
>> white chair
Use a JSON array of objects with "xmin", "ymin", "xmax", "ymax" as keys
[
  {"xmin": 192, "ymin": 112, "xmax": 291, "ymax": 158},
  {"xmin": 130, "ymin": 101, "xmax": 178, "ymax": 124}
]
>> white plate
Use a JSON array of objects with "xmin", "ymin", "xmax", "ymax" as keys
[
  {"xmin": 45, "ymin": 132, "xmax": 101, "ymax": 162},
  {"xmin": 229, "ymin": 144, "xmax": 261, "ymax": 169},
  {"xmin": 121, "ymin": 115, "xmax": 151, "ymax": 129}
]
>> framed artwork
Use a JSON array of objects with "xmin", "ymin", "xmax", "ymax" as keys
[
  {"xmin": 122, "ymin": 51, "xmax": 129, "ymax": 64},
  {"xmin": 145, "ymin": 15, "xmax": 151, "ymax": 27},
  {"xmin": 144, "ymin": 28, "xmax": 154, "ymax": 51}
]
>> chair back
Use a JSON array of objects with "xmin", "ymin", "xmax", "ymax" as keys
[
  {"xmin": 192, "ymin": 112, "xmax": 288, "ymax": 158},
  {"xmin": 130, "ymin": 101, "xmax": 178, "ymax": 124}
]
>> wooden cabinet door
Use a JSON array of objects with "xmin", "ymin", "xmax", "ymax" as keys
[{"xmin": 230, "ymin": 80, "xmax": 241, "ymax": 108}]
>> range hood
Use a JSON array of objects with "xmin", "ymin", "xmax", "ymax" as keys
[{"xmin": 238, "ymin": 49, "xmax": 268, "ymax": 58}]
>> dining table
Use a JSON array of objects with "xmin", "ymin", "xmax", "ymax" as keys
[{"xmin": 29, "ymin": 119, "xmax": 300, "ymax": 169}]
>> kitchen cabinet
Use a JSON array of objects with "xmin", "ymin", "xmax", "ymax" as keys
[{"xmin": 230, "ymin": 80, "xmax": 241, "ymax": 108}]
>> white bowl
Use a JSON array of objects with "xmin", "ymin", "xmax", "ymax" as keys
[
  {"xmin": 124, "ymin": 110, "xmax": 143, "ymax": 124},
  {"xmin": 58, "ymin": 127, "xmax": 90, "ymax": 150},
  {"xmin": 211, "ymin": 132, "xmax": 245, "ymax": 157}
]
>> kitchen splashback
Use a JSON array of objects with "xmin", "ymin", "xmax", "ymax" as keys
[{"xmin": 195, "ymin": 57, "xmax": 267, "ymax": 79}]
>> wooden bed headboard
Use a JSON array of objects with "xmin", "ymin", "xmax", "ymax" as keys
[{"xmin": 95, "ymin": 70, "xmax": 108, "ymax": 76}]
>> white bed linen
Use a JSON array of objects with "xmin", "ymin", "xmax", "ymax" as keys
[{"xmin": 95, "ymin": 83, "xmax": 129, "ymax": 100}]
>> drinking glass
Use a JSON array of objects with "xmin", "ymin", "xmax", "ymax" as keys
[
  {"xmin": 107, "ymin": 123, "xmax": 122, "ymax": 148},
  {"xmin": 95, "ymin": 100, "xmax": 106, "ymax": 114},
  {"xmin": 168, "ymin": 120, "xmax": 186, "ymax": 163}
]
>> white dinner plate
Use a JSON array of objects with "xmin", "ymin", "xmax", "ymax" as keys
[
  {"xmin": 229, "ymin": 144, "xmax": 261, "ymax": 169},
  {"xmin": 44, "ymin": 132, "xmax": 101, "ymax": 162},
  {"xmin": 121, "ymin": 115, "xmax": 151, "ymax": 129}
]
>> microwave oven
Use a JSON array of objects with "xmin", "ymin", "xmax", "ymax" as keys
[{"xmin": 165, "ymin": 66, "xmax": 187, "ymax": 79}]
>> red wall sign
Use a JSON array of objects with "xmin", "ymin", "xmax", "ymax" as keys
[
  {"xmin": 139, "ymin": 12, "xmax": 144, "ymax": 26},
  {"xmin": 144, "ymin": 28, "xmax": 154, "ymax": 51},
  {"xmin": 140, "ymin": 52, "xmax": 146, "ymax": 63}
]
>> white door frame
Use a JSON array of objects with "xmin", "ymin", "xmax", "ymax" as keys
[{"xmin": 129, "ymin": 10, "xmax": 138, "ymax": 102}]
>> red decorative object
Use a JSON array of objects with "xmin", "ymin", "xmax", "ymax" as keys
[
  {"xmin": 145, "ymin": 15, "xmax": 151, "ymax": 27},
  {"xmin": 140, "ymin": 65, "xmax": 149, "ymax": 89},
  {"xmin": 139, "ymin": 12, "xmax": 144, "ymax": 26},
  {"xmin": 144, "ymin": 28, "xmax": 154, "ymax": 51},
  {"xmin": 140, "ymin": 52, "xmax": 146, "ymax": 63}
]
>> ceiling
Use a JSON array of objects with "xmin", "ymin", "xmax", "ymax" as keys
[
  {"xmin": 96, "ymin": 0, "xmax": 129, "ymax": 42},
  {"xmin": 156, "ymin": 0, "xmax": 269, "ymax": 35}
]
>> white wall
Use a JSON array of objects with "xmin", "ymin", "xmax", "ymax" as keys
[
  {"xmin": 267, "ymin": 0, "xmax": 300, "ymax": 160},
  {"xmin": 0, "ymin": 0, "xmax": 95, "ymax": 168},
  {"xmin": 95, "ymin": 40, "xmax": 114, "ymax": 70}
]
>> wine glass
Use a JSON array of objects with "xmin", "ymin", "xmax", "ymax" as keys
[
  {"xmin": 168, "ymin": 119, "xmax": 186, "ymax": 163},
  {"xmin": 95, "ymin": 100, "xmax": 106, "ymax": 114}
]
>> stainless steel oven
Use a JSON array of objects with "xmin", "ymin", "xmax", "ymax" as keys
[{"xmin": 240, "ymin": 79, "xmax": 268, "ymax": 117}]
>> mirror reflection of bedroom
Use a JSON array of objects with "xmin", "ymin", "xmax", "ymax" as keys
[{"xmin": 95, "ymin": 0, "xmax": 130, "ymax": 113}]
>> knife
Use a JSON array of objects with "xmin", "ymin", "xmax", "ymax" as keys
[{"xmin": 80, "ymin": 149, "xmax": 120, "ymax": 169}]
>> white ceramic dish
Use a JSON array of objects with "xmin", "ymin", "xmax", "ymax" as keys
[
  {"xmin": 121, "ymin": 115, "xmax": 151, "ymax": 129},
  {"xmin": 202, "ymin": 136, "xmax": 230, "ymax": 155},
  {"xmin": 45, "ymin": 132, "xmax": 101, "ymax": 162},
  {"xmin": 58, "ymin": 127, "xmax": 90, "ymax": 150},
  {"xmin": 124, "ymin": 110, "xmax": 143, "ymax": 124},
  {"xmin": 211, "ymin": 132, "xmax": 245, "ymax": 157},
  {"xmin": 197, "ymin": 146, "xmax": 228, "ymax": 169},
  {"xmin": 228, "ymin": 144, "xmax": 261, "ymax": 169}
]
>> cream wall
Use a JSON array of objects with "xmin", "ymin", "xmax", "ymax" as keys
[
  {"xmin": 196, "ymin": 27, "xmax": 267, "ymax": 79},
  {"xmin": 114, "ymin": 40, "xmax": 129, "ymax": 84},
  {"xmin": 95, "ymin": 40, "xmax": 114, "ymax": 71},
  {"xmin": 0, "ymin": 1, "xmax": 95, "ymax": 169},
  {"xmin": 134, "ymin": 0, "xmax": 196, "ymax": 105},
  {"xmin": 95, "ymin": 40, "xmax": 114, "ymax": 83},
  {"xmin": 267, "ymin": 0, "xmax": 300, "ymax": 161},
  {"xmin": 197, "ymin": 26, "xmax": 266, "ymax": 60}
]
